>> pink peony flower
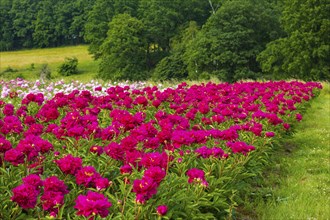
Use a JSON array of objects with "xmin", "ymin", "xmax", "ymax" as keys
[
  {"xmin": 0, "ymin": 137, "xmax": 12, "ymax": 153},
  {"xmin": 43, "ymin": 176, "xmax": 69, "ymax": 195},
  {"xmin": 74, "ymin": 191, "xmax": 112, "ymax": 219},
  {"xmin": 156, "ymin": 205, "xmax": 168, "ymax": 216},
  {"xmin": 89, "ymin": 145, "xmax": 103, "ymax": 156},
  {"xmin": 226, "ymin": 141, "xmax": 255, "ymax": 155},
  {"xmin": 133, "ymin": 176, "xmax": 158, "ymax": 201},
  {"xmin": 186, "ymin": 168, "xmax": 206, "ymax": 184},
  {"xmin": 120, "ymin": 164, "xmax": 133, "ymax": 175},
  {"xmin": 3, "ymin": 103, "xmax": 15, "ymax": 116},
  {"xmin": 95, "ymin": 177, "xmax": 110, "ymax": 191},
  {"xmin": 75, "ymin": 166, "xmax": 101, "ymax": 188},
  {"xmin": 11, "ymin": 184, "xmax": 39, "ymax": 209},
  {"xmin": 4, "ymin": 149, "xmax": 24, "ymax": 166},
  {"xmin": 141, "ymin": 152, "xmax": 168, "ymax": 169},
  {"xmin": 22, "ymin": 174, "xmax": 43, "ymax": 191},
  {"xmin": 296, "ymin": 113, "xmax": 302, "ymax": 121},
  {"xmin": 55, "ymin": 154, "xmax": 82, "ymax": 175},
  {"xmin": 40, "ymin": 191, "xmax": 64, "ymax": 215},
  {"xmin": 144, "ymin": 166, "xmax": 166, "ymax": 185},
  {"xmin": 104, "ymin": 142, "xmax": 123, "ymax": 161},
  {"xmin": 265, "ymin": 131, "xmax": 275, "ymax": 138},
  {"xmin": 283, "ymin": 123, "xmax": 290, "ymax": 130},
  {"xmin": 195, "ymin": 146, "xmax": 213, "ymax": 159}
]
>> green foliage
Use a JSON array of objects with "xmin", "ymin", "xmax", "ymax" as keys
[
  {"xmin": 58, "ymin": 57, "xmax": 79, "ymax": 76},
  {"xmin": 97, "ymin": 13, "xmax": 147, "ymax": 81},
  {"xmin": 0, "ymin": 0, "xmax": 14, "ymax": 51},
  {"xmin": 11, "ymin": 0, "xmax": 39, "ymax": 48},
  {"xmin": 2, "ymin": 66, "xmax": 18, "ymax": 74},
  {"xmin": 184, "ymin": 0, "xmax": 282, "ymax": 82},
  {"xmin": 153, "ymin": 21, "xmax": 199, "ymax": 81},
  {"xmin": 153, "ymin": 54, "xmax": 188, "ymax": 81},
  {"xmin": 258, "ymin": 0, "xmax": 330, "ymax": 81},
  {"xmin": 84, "ymin": 0, "xmax": 115, "ymax": 59},
  {"xmin": 1, "ymin": 0, "xmax": 94, "ymax": 51},
  {"xmin": 33, "ymin": 0, "xmax": 57, "ymax": 48},
  {"xmin": 138, "ymin": 0, "xmax": 181, "ymax": 69}
]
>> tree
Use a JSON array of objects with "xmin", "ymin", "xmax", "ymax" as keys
[
  {"xmin": 11, "ymin": 0, "xmax": 39, "ymax": 48},
  {"xmin": 84, "ymin": 0, "xmax": 140, "ymax": 59},
  {"xmin": 113, "ymin": 0, "xmax": 139, "ymax": 17},
  {"xmin": 68, "ymin": 0, "xmax": 95, "ymax": 45},
  {"xmin": 153, "ymin": 21, "xmax": 199, "ymax": 80},
  {"xmin": 138, "ymin": 0, "xmax": 183, "ymax": 69},
  {"xmin": 0, "ymin": 0, "xmax": 14, "ymax": 51},
  {"xmin": 33, "ymin": 0, "xmax": 57, "ymax": 48},
  {"xmin": 184, "ymin": 0, "xmax": 281, "ymax": 82},
  {"xmin": 98, "ymin": 14, "xmax": 147, "ymax": 81},
  {"xmin": 258, "ymin": 0, "xmax": 330, "ymax": 81},
  {"xmin": 84, "ymin": 0, "xmax": 115, "ymax": 59}
]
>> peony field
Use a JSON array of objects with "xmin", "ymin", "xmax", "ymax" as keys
[{"xmin": 0, "ymin": 79, "xmax": 323, "ymax": 219}]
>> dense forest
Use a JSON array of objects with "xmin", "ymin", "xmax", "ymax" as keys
[{"xmin": 0, "ymin": 0, "xmax": 329, "ymax": 81}]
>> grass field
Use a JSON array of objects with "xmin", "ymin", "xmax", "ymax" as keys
[
  {"xmin": 0, "ymin": 45, "xmax": 98, "ymax": 82},
  {"xmin": 247, "ymin": 83, "xmax": 330, "ymax": 219}
]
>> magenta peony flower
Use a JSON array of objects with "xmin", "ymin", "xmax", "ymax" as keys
[
  {"xmin": 186, "ymin": 168, "xmax": 206, "ymax": 184},
  {"xmin": 40, "ymin": 191, "xmax": 64, "ymax": 215},
  {"xmin": 75, "ymin": 166, "xmax": 101, "ymax": 188},
  {"xmin": 23, "ymin": 123, "xmax": 44, "ymax": 137},
  {"xmin": 120, "ymin": 164, "xmax": 133, "ymax": 175},
  {"xmin": 104, "ymin": 142, "xmax": 123, "ymax": 161},
  {"xmin": 89, "ymin": 145, "xmax": 103, "ymax": 156},
  {"xmin": 43, "ymin": 176, "xmax": 69, "ymax": 195},
  {"xmin": 226, "ymin": 141, "xmax": 255, "ymax": 155},
  {"xmin": 133, "ymin": 176, "xmax": 158, "ymax": 201},
  {"xmin": 283, "ymin": 123, "xmax": 290, "ymax": 130},
  {"xmin": 135, "ymin": 193, "xmax": 147, "ymax": 205},
  {"xmin": 74, "ymin": 191, "xmax": 112, "ymax": 219},
  {"xmin": 3, "ymin": 103, "xmax": 15, "ymax": 116},
  {"xmin": 4, "ymin": 149, "xmax": 24, "ymax": 166},
  {"xmin": 95, "ymin": 177, "xmax": 110, "ymax": 191},
  {"xmin": 144, "ymin": 166, "xmax": 166, "ymax": 185},
  {"xmin": 156, "ymin": 205, "xmax": 168, "ymax": 216},
  {"xmin": 0, "ymin": 137, "xmax": 12, "ymax": 153},
  {"xmin": 195, "ymin": 146, "xmax": 213, "ymax": 158},
  {"xmin": 296, "ymin": 113, "xmax": 302, "ymax": 121},
  {"xmin": 212, "ymin": 147, "xmax": 228, "ymax": 159},
  {"xmin": 11, "ymin": 184, "xmax": 39, "ymax": 209},
  {"xmin": 265, "ymin": 131, "xmax": 275, "ymax": 138},
  {"xmin": 15, "ymin": 135, "xmax": 49, "ymax": 161},
  {"xmin": 36, "ymin": 105, "xmax": 60, "ymax": 122},
  {"xmin": 141, "ymin": 152, "xmax": 168, "ymax": 169},
  {"xmin": 22, "ymin": 174, "xmax": 43, "ymax": 191},
  {"xmin": 1, "ymin": 115, "xmax": 23, "ymax": 134},
  {"xmin": 55, "ymin": 154, "xmax": 82, "ymax": 175}
]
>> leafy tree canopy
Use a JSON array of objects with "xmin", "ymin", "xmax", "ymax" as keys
[
  {"xmin": 258, "ymin": 0, "xmax": 330, "ymax": 81},
  {"xmin": 184, "ymin": 0, "xmax": 281, "ymax": 82},
  {"xmin": 98, "ymin": 13, "xmax": 147, "ymax": 81}
]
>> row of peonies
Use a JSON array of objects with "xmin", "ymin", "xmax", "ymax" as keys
[
  {"xmin": 0, "ymin": 78, "xmax": 169, "ymax": 100},
  {"xmin": 0, "ymin": 80, "xmax": 322, "ymax": 219}
]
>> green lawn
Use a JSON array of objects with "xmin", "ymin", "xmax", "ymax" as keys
[
  {"xmin": 0, "ymin": 45, "xmax": 98, "ymax": 82},
  {"xmin": 253, "ymin": 83, "xmax": 330, "ymax": 220}
]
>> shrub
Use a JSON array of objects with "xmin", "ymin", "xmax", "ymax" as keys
[
  {"xmin": 2, "ymin": 66, "xmax": 18, "ymax": 74},
  {"xmin": 39, "ymin": 64, "xmax": 51, "ymax": 80},
  {"xmin": 58, "ymin": 57, "xmax": 78, "ymax": 76}
]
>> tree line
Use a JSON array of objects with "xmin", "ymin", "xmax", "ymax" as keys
[{"xmin": 1, "ymin": 0, "xmax": 329, "ymax": 81}]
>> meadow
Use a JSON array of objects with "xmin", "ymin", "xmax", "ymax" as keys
[{"xmin": 0, "ymin": 45, "xmax": 98, "ymax": 82}]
